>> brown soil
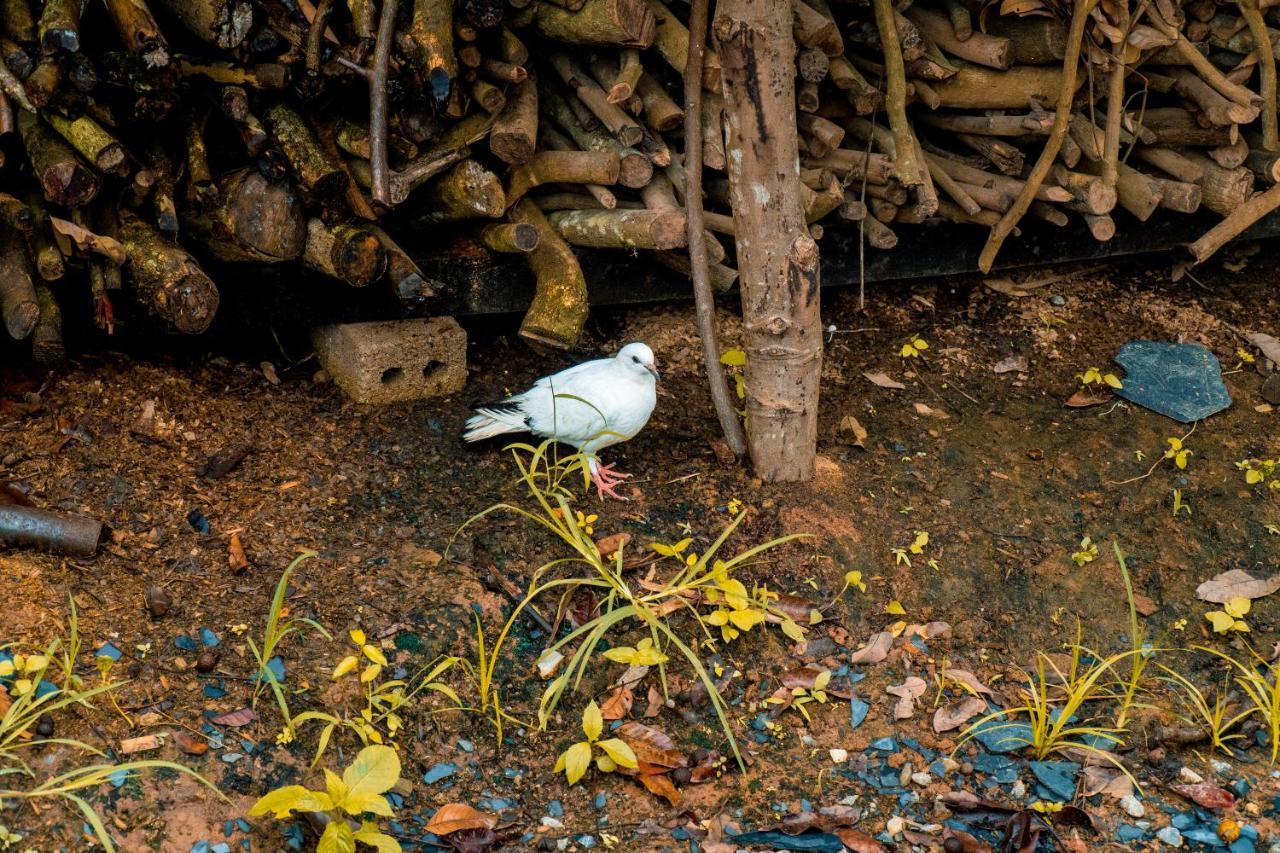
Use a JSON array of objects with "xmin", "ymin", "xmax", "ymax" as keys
[{"xmin": 2, "ymin": 249, "xmax": 1279, "ymax": 850}]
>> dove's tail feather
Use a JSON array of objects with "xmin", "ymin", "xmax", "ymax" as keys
[{"xmin": 463, "ymin": 403, "xmax": 530, "ymax": 442}]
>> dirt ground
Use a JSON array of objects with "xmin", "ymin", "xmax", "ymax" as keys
[{"xmin": 2, "ymin": 248, "xmax": 1279, "ymax": 851}]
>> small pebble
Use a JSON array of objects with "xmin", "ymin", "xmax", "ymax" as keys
[
  {"xmin": 911, "ymin": 772, "xmax": 932, "ymax": 786},
  {"xmin": 1211, "ymin": 759, "xmax": 1232, "ymax": 777},
  {"xmin": 1156, "ymin": 827, "xmax": 1183, "ymax": 848},
  {"xmin": 196, "ymin": 651, "xmax": 219, "ymax": 673},
  {"xmin": 1148, "ymin": 747, "xmax": 1166, "ymax": 765},
  {"xmin": 36, "ymin": 714, "xmax": 53, "ymax": 737},
  {"xmin": 672, "ymin": 766, "xmax": 692, "ymax": 785},
  {"xmin": 540, "ymin": 817, "xmax": 563, "ymax": 830},
  {"xmin": 960, "ymin": 762, "xmax": 974, "ymax": 775},
  {"xmin": 944, "ymin": 838, "xmax": 964, "ymax": 853},
  {"xmin": 1178, "ymin": 767, "xmax": 1204, "ymax": 784},
  {"xmin": 830, "ymin": 748, "xmax": 848, "ymax": 764},
  {"xmin": 886, "ymin": 816, "xmax": 905, "ymax": 837},
  {"xmin": 1120, "ymin": 795, "xmax": 1145, "ymax": 818},
  {"xmin": 1010, "ymin": 780, "xmax": 1026, "ymax": 799},
  {"xmin": 1049, "ymin": 295, "xmax": 1066, "ymax": 306}
]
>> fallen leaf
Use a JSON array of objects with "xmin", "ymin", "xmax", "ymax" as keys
[
  {"xmin": 596, "ymin": 532, "xmax": 631, "ymax": 558},
  {"xmin": 768, "ymin": 593, "xmax": 822, "ymax": 625},
  {"xmin": 1170, "ymin": 783, "xmax": 1236, "ymax": 810},
  {"xmin": 210, "ymin": 707, "xmax": 257, "ymax": 727},
  {"xmin": 913, "ymin": 402, "xmax": 949, "ymax": 419},
  {"xmin": 1246, "ymin": 331, "xmax": 1280, "ymax": 367},
  {"xmin": 1080, "ymin": 766, "xmax": 1133, "ymax": 799},
  {"xmin": 946, "ymin": 669, "xmax": 994, "ymax": 695},
  {"xmin": 49, "ymin": 216, "xmax": 127, "ymax": 264},
  {"xmin": 643, "ymin": 685, "xmax": 664, "ymax": 717},
  {"xmin": 837, "ymin": 828, "xmax": 888, "ymax": 852},
  {"xmin": 199, "ymin": 445, "xmax": 251, "ymax": 480},
  {"xmin": 1065, "ymin": 390, "xmax": 1111, "ymax": 408},
  {"xmin": 637, "ymin": 770, "xmax": 681, "ymax": 805},
  {"xmin": 984, "ymin": 276, "xmax": 1052, "ymax": 296},
  {"xmin": 780, "ymin": 667, "xmax": 828, "ymax": 690},
  {"xmin": 1131, "ymin": 593, "xmax": 1159, "ymax": 616},
  {"xmin": 689, "ymin": 748, "xmax": 726, "ymax": 783},
  {"xmin": 425, "ymin": 803, "xmax": 497, "ymax": 836},
  {"xmin": 228, "ymin": 534, "xmax": 249, "ymax": 573},
  {"xmin": 864, "ymin": 371, "xmax": 907, "ymax": 390},
  {"xmin": 120, "ymin": 734, "xmax": 162, "ymax": 754},
  {"xmin": 1050, "ymin": 805, "xmax": 1098, "ymax": 831},
  {"xmin": 933, "ymin": 695, "xmax": 987, "ymax": 732},
  {"xmin": 942, "ymin": 827, "xmax": 993, "ymax": 853},
  {"xmin": 173, "ymin": 731, "xmax": 209, "ymax": 756},
  {"xmin": 838, "ymin": 415, "xmax": 868, "ymax": 447},
  {"xmin": 849, "ymin": 631, "xmax": 894, "ymax": 664},
  {"xmin": 993, "ymin": 354, "xmax": 1030, "ymax": 374},
  {"xmin": 887, "ymin": 676, "xmax": 927, "ymax": 719},
  {"xmin": 600, "ymin": 685, "xmax": 633, "ymax": 721},
  {"xmin": 1196, "ymin": 569, "xmax": 1280, "ymax": 604},
  {"xmin": 617, "ymin": 722, "xmax": 686, "ymax": 768}
]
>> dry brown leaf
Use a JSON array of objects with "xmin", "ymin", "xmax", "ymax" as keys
[
  {"xmin": 1132, "ymin": 593, "xmax": 1159, "ymax": 616},
  {"xmin": 838, "ymin": 415, "xmax": 868, "ymax": 448},
  {"xmin": 1170, "ymin": 783, "xmax": 1236, "ymax": 810},
  {"xmin": 600, "ymin": 685, "xmax": 633, "ymax": 721},
  {"xmin": 596, "ymin": 532, "xmax": 631, "ymax": 558},
  {"xmin": 49, "ymin": 216, "xmax": 127, "ymax": 264},
  {"xmin": 643, "ymin": 685, "xmax": 664, "ymax": 718},
  {"xmin": 863, "ymin": 370, "xmax": 906, "ymax": 390},
  {"xmin": 780, "ymin": 667, "xmax": 828, "ymax": 690},
  {"xmin": 1080, "ymin": 765, "xmax": 1133, "ymax": 799},
  {"xmin": 993, "ymin": 354, "xmax": 1029, "ymax": 374},
  {"xmin": 1065, "ymin": 390, "xmax": 1112, "ymax": 408},
  {"xmin": 837, "ymin": 828, "xmax": 887, "ymax": 852},
  {"xmin": 1196, "ymin": 569, "xmax": 1280, "ymax": 604},
  {"xmin": 228, "ymin": 533, "xmax": 249, "ymax": 573},
  {"xmin": 426, "ymin": 803, "xmax": 497, "ymax": 836},
  {"xmin": 173, "ymin": 730, "xmax": 209, "ymax": 756},
  {"xmin": 210, "ymin": 707, "xmax": 257, "ymax": 727},
  {"xmin": 120, "ymin": 734, "xmax": 162, "ymax": 754},
  {"xmin": 888, "ymin": 676, "xmax": 927, "ymax": 719},
  {"xmin": 913, "ymin": 402, "xmax": 950, "ymax": 419},
  {"xmin": 618, "ymin": 722, "xmax": 686, "ymax": 768},
  {"xmin": 946, "ymin": 668, "xmax": 994, "ymax": 695},
  {"xmin": 1246, "ymin": 331, "xmax": 1280, "ymax": 367},
  {"xmin": 849, "ymin": 631, "xmax": 894, "ymax": 664},
  {"xmin": 638, "ymin": 770, "xmax": 681, "ymax": 805},
  {"xmin": 933, "ymin": 695, "xmax": 986, "ymax": 732}
]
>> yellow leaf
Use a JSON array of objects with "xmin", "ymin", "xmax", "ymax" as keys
[
  {"xmin": 324, "ymin": 769, "xmax": 348, "ymax": 806},
  {"xmin": 318, "ymin": 821, "xmax": 357, "ymax": 853},
  {"xmin": 250, "ymin": 785, "xmax": 329, "ymax": 818},
  {"xmin": 632, "ymin": 646, "xmax": 667, "ymax": 666},
  {"xmin": 728, "ymin": 609, "xmax": 765, "ymax": 631},
  {"xmin": 888, "ymin": 620, "xmax": 908, "ymax": 637},
  {"xmin": 23, "ymin": 655, "xmax": 47, "ymax": 673},
  {"xmin": 558, "ymin": 741, "xmax": 592, "ymax": 784},
  {"xmin": 719, "ymin": 348, "xmax": 747, "ymax": 367},
  {"xmin": 780, "ymin": 618, "xmax": 807, "ymax": 642},
  {"xmin": 343, "ymin": 790, "xmax": 395, "ymax": 818},
  {"xmin": 350, "ymin": 629, "xmax": 366, "ymax": 646},
  {"xmin": 602, "ymin": 647, "xmax": 635, "ymax": 664},
  {"xmin": 0, "ymin": 661, "xmax": 13, "ymax": 677},
  {"xmin": 595, "ymin": 753, "xmax": 617, "ymax": 773},
  {"xmin": 1103, "ymin": 373, "xmax": 1123, "ymax": 389},
  {"xmin": 582, "ymin": 700, "xmax": 603, "ymax": 742},
  {"xmin": 844, "ymin": 570, "xmax": 866, "ymax": 592},
  {"xmin": 1226, "ymin": 597, "xmax": 1251, "ymax": 619},
  {"xmin": 720, "ymin": 579, "xmax": 750, "ymax": 610},
  {"xmin": 1206, "ymin": 611, "xmax": 1237, "ymax": 633},
  {"xmin": 813, "ymin": 669, "xmax": 832, "ymax": 691},
  {"xmin": 360, "ymin": 663, "xmax": 382, "ymax": 683},
  {"xmin": 597, "ymin": 737, "xmax": 638, "ymax": 768},
  {"xmin": 331, "ymin": 655, "xmax": 359, "ymax": 680},
  {"xmin": 909, "ymin": 531, "xmax": 929, "ymax": 554},
  {"xmin": 362, "ymin": 645, "xmax": 388, "ymax": 666},
  {"xmin": 808, "ymin": 609, "xmax": 823, "ymax": 625},
  {"xmin": 885, "ymin": 600, "xmax": 906, "ymax": 616},
  {"xmin": 342, "ymin": 745, "xmax": 402, "ymax": 800},
  {"xmin": 705, "ymin": 610, "xmax": 729, "ymax": 626},
  {"xmin": 1247, "ymin": 469, "xmax": 1264, "ymax": 484},
  {"xmin": 353, "ymin": 823, "xmax": 402, "ymax": 853}
]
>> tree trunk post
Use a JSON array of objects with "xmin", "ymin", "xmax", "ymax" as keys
[{"xmin": 715, "ymin": 0, "xmax": 821, "ymax": 482}]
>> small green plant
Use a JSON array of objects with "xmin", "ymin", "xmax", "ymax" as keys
[
  {"xmin": 1205, "ymin": 597, "xmax": 1251, "ymax": 634},
  {"xmin": 958, "ymin": 625, "xmax": 1135, "ymax": 780},
  {"xmin": 766, "ymin": 669, "xmax": 832, "ymax": 723},
  {"xmin": 1, "ymin": 602, "xmax": 223, "ymax": 851},
  {"xmin": 452, "ymin": 439, "xmax": 805, "ymax": 768},
  {"xmin": 719, "ymin": 348, "xmax": 746, "ymax": 402},
  {"xmin": 1157, "ymin": 666, "xmax": 1249, "ymax": 756},
  {"xmin": 900, "ymin": 335, "xmax": 929, "ymax": 358},
  {"xmin": 1163, "ymin": 437, "xmax": 1193, "ymax": 469},
  {"xmin": 1112, "ymin": 543, "xmax": 1154, "ymax": 731},
  {"xmin": 247, "ymin": 551, "xmax": 332, "ymax": 725},
  {"xmin": 1075, "ymin": 366, "xmax": 1122, "ymax": 390},
  {"xmin": 1201, "ymin": 644, "xmax": 1280, "ymax": 762},
  {"xmin": 1172, "ymin": 489, "xmax": 1191, "ymax": 517},
  {"xmin": 1237, "ymin": 457, "xmax": 1279, "ymax": 488},
  {"xmin": 292, "ymin": 630, "xmax": 461, "ymax": 765},
  {"xmin": 553, "ymin": 700, "xmax": 637, "ymax": 785},
  {"xmin": 1071, "ymin": 536, "xmax": 1098, "ymax": 566},
  {"xmin": 249, "ymin": 744, "xmax": 403, "ymax": 852}
]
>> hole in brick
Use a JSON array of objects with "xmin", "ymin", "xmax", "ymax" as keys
[
  {"xmin": 381, "ymin": 367, "xmax": 404, "ymax": 385},
  {"xmin": 423, "ymin": 360, "xmax": 445, "ymax": 380}
]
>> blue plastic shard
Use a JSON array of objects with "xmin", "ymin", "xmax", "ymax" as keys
[
  {"xmin": 869, "ymin": 737, "xmax": 898, "ymax": 753},
  {"xmin": 1029, "ymin": 761, "xmax": 1080, "ymax": 802},
  {"xmin": 258, "ymin": 656, "xmax": 285, "ymax": 684},
  {"xmin": 971, "ymin": 753, "xmax": 1020, "ymax": 784},
  {"xmin": 199, "ymin": 628, "xmax": 220, "ymax": 648},
  {"xmin": 1113, "ymin": 340, "xmax": 1232, "ymax": 423},
  {"xmin": 423, "ymin": 763, "xmax": 456, "ymax": 784},
  {"xmin": 850, "ymin": 697, "xmax": 870, "ymax": 729},
  {"xmin": 970, "ymin": 718, "xmax": 1033, "ymax": 754},
  {"xmin": 96, "ymin": 642, "xmax": 123, "ymax": 661}
]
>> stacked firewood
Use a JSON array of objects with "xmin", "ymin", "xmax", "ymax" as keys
[{"xmin": 1, "ymin": 0, "xmax": 1278, "ymax": 360}]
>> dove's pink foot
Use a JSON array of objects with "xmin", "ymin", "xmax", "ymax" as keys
[{"xmin": 592, "ymin": 463, "xmax": 631, "ymax": 501}]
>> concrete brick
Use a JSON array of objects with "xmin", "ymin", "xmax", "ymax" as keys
[{"xmin": 312, "ymin": 317, "xmax": 467, "ymax": 403}]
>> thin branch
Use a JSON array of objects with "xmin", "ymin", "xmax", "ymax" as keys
[
  {"xmin": 370, "ymin": 0, "xmax": 398, "ymax": 205},
  {"xmin": 684, "ymin": 0, "xmax": 747, "ymax": 456}
]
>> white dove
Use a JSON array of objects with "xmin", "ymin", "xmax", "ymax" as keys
[{"xmin": 462, "ymin": 342, "xmax": 659, "ymax": 499}]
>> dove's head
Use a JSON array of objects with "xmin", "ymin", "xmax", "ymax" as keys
[{"xmin": 618, "ymin": 342, "xmax": 659, "ymax": 381}]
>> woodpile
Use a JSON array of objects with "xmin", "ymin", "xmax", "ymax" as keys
[{"xmin": 2, "ymin": 0, "xmax": 1279, "ymax": 361}]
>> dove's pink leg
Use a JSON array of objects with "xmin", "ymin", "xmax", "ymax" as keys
[{"xmin": 591, "ymin": 462, "xmax": 631, "ymax": 501}]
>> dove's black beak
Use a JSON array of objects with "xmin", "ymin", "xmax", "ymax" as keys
[{"xmin": 647, "ymin": 364, "xmax": 660, "ymax": 381}]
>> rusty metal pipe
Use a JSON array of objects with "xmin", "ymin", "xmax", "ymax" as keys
[{"xmin": 0, "ymin": 505, "xmax": 102, "ymax": 555}]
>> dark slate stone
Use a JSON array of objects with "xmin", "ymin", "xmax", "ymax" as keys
[{"xmin": 1113, "ymin": 340, "xmax": 1232, "ymax": 422}]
